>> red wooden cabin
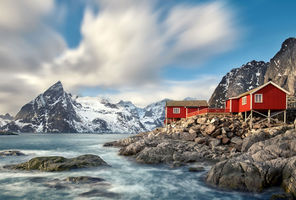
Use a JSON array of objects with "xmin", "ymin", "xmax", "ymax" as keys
[
  {"xmin": 165, "ymin": 100, "xmax": 208, "ymax": 124},
  {"xmin": 225, "ymin": 81, "xmax": 290, "ymax": 124},
  {"xmin": 226, "ymin": 81, "xmax": 289, "ymax": 113}
]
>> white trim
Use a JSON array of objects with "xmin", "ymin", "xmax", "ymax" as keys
[
  {"xmin": 242, "ymin": 96, "xmax": 247, "ymax": 105},
  {"xmin": 250, "ymin": 81, "xmax": 290, "ymax": 95},
  {"xmin": 254, "ymin": 94, "xmax": 263, "ymax": 103},
  {"xmin": 173, "ymin": 107, "xmax": 180, "ymax": 114},
  {"xmin": 228, "ymin": 81, "xmax": 290, "ymax": 100}
]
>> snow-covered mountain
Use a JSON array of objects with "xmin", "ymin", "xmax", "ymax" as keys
[
  {"xmin": 209, "ymin": 37, "xmax": 296, "ymax": 107},
  {"xmin": 0, "ymin": 82, "xmax": 166, "ymax": 133},
  {"xmin": 0, "ymin": 113, "xmax": 13, "ymax": 127}
]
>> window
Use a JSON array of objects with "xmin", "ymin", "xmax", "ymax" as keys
[
  {"xmin": 255, "ymin": 94, "xmax": 263, "ymax": 103},
  {"xmin": 173, "ymin": 108, "xmax": 180, "ymax": 114},
  {"xmin": 242, "ymin": 96, "xmax": 247, "ymax": 105}
]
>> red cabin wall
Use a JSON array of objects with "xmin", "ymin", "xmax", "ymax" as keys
[
  {"xmin": 166, "ymin": 106, "xmax": 209, "ymax": 119},
  {"xmin": 238, "ymin": 94, "xmax": 251, "ymax": 112},
  {"xmin": 232, "ymin": 99, "xmax": 239, "ymax": 113},
  {"xmin": 252, "ymin": 84, "xmax": 287, "ymax": 110},
  {"xmin": 166, "ymin": 106, "xmax": 187, "ymax": 119}
]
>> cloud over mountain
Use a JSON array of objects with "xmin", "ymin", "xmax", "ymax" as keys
[{"xmin": 0, "ymin": 0, "xmax": 238, "ymax": 114}]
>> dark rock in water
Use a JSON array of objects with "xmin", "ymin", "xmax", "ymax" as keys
[
  {"xmin": 79, "ymin": 189, "xmax": 120, "ymax": 198},
  {"xmin": 270, "ymin": 193, "xmax": 294, "ymax": 200},
  {"xmin": 64, "ymin": 176, "xmax": 106, "ymax": 184},
  {"xmin": 4, "ymin": 154, "xmax": 109, "ymax": 172},
  {"xmin": 0, "ymin": 131, "xmax": 18, "ymax": 135},
  {"xmin": 188, "ymin": 166, "xmax": 205, "ymax": 172},
  {"xmin": 0, "ymin": 150, "xmax": 25, "ymax": 157}
]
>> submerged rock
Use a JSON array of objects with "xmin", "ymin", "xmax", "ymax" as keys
[
  {"xmin": 4, "ymin": 154, "xmax": 109, "ymax": 172},
  {"xmin": 64, "ymin": 176, "xmax": 106, "ymax": 184},
  {"xmin": 0, "ymin": 131, "xmax": 18, "ymax": 135},
  {"xmin": 79, "ymin": 189, "xmax": 120, "ymax": 198},
  {"xmin": 0, "ymin": 150, "xmax": 25, "ymax": 157},
  {"xmin": 188, "ymin": 166, "xmax": 205, "ymax": 172}
]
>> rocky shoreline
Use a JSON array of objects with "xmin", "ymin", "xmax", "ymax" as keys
[{"xmin": 104, "ymin": 114, "xmax": 296, "ymax": 198}]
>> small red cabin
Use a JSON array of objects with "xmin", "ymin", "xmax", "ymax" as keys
[
  {"xmin": 226, "ymin": 81, "xmax": 290, "ymax": 113},
  {"xmin": 165, "ymin": 100, "xmax": 208, "ymax": 124}
]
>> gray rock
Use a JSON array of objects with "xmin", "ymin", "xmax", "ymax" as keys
[
  {"xmin": 209, "ymin": 138, "xmax": 220, "ymax": 149},
  {"xmin": 205, "ymin": 124, "xmax": 216, "ymax": 135},
  {"xmin": 241, "ymin": 131, "xmax": 270, "ymax": 152},
  {"xmin": 4, "ymin": 154, "xmax": 109, "ymax": 172},
  {"xmin": 206, "ymin": 129, "xmax": 296, "ymax": 197},
  {"xmin": 188, "ymin": 166, "xmax": 205, "ymax": 172},
  {"xmin": 0, "ymin": 150, "xmax": 25, "ymax": 157},
  {"xmin": 197, "ymin": 117, "xmax": 207, "ymax": 124}
]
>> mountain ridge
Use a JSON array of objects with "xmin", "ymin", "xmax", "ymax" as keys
[{"xmin": 0, "ymin": 82, "xmax": 167, "ymax": 133}]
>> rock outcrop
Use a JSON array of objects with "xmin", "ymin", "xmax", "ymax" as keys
[
  {"xmin": 0, "ymin": 150, "xmax": 25, "ymax": 157},
  {"xmin": 206, "ymin": 129, "xmax": 296, "ymax": 198},
  {"xmin": 4, "ymin": 154, "xmax": 109, "ymax": 172},
  {"xmin": 105, "ymin": 115, "xmax": 289, "ymax": 166},
  {"xmin": 105, "ymin": 113, "xmax": 296, "ymax": 197}
]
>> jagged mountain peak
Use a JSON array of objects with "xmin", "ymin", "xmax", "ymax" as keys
[
  {"xmin": 281, "ymin": 37, "xmax": 296, "ymax": 50},
  {"xmin": 0, "ymin": 113, "xmax": 13, "ymax": 120},
  {"xmin": 2, "ymin": 83, "xmax": 166, "ymax": 133},
  {"xmin": 47, "ymin": 81, "xmax": 63, "ymax": 91}
]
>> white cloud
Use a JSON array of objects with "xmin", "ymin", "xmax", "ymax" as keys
[
  {"xmin": 0, "ymin": 0, "xmax": 66, "ymax": 114},
  {"xmin": 23, "ymin": 0, "xmax": 238, "ymax": 89},
  {"xmin": 105, "ymin": 75, "xmax": 220, "ymax": 107},
  {"xmin": 0, "ymin": 0, "xmax": 239, "ymax": 114}
]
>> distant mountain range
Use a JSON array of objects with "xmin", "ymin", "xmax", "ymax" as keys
[
  {"xmin": 209, "ymin": 37, "xmax": 296, "ymax": 107},
  {"xmin": 0, "ymin": 81, "xmax": 167, "ymax": 133}
]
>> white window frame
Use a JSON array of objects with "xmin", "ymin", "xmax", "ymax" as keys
[
  {"xmin": 242, "ymin": 96, "xmax": 247, "ymax": 105},
  {"xmin": 173, "ymin": 108, "xmax": 180, "ymax": 114},
  {"xmin": 254, "ymin": 94, "xmax": 263, "ymax": 103}
]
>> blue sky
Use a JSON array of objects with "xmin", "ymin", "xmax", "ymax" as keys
[
  {"xmin": 0, "ymin": 0, "xmax": 295, "ymax": 114},
  {"xmin": 55, "ymin": 0, "xmax": 296, "ymax": 78}
]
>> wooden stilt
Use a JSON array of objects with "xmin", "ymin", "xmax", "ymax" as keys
[
  {"xmin": 250, "ymin": 110, "xmax": 253, "ymax": 128},
  {"xmin": 268, "ymin": 109, "xmax": 271, "ymax": 127},
  {"xmin": 245, "ymin": 111, "xmax": 247, "ymax": 122},
  {"xmin": 284, "ymin": 110, "xmax": 287, "ymax": 124}
]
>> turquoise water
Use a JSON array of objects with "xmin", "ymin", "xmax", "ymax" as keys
[{"xmin": 0, "ymin": 134, "xmax": 280, "ymax": 200}]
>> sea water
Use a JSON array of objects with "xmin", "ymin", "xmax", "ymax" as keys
[{"xmin": 0, "ymin": 134, "xmax": 281, "ymax": 200}]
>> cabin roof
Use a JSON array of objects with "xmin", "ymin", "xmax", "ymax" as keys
[
  {"xmin": 166, "ymin": 100, "xmax": 208, "ymax": 107},
  {"xmin": 228, "ymin": 81, "xmax": 290, "ymax": 100}
]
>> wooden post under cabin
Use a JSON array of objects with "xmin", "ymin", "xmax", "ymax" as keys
[
  {"xmin": 268, "ymin": 109, "xmax": 271, "ymax": 127},
  {"xmin": 250, "ymin": 110, "xmax": 253, "ymax": 128},
  {"xmin": 165, "ymin": 107, "xmax": 168, "ymax": 130},
  {"xmin": 244, "ymin": 111, "xmax": 247, "ymax": 122},
  {"xmin": 284, "ymin": 110, "xmax": 287, "ymax": 124}
]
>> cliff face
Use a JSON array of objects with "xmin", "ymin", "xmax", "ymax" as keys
[
  {"xmin": 209, "ymin": 37, "xmax": 296, "ymax": 107},
  {"xmin": 209, "ymin": 61, "xmax": 268, "ymax": 107},
  {"xmin": 264, "ymin": 38, "xmax": 296, "ymax": 95}
]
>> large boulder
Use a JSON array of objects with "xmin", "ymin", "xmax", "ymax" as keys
[
  {"xmin": 4, "ymin": 154, "xmax": 109, "ymax": 172},
  {"xmin": 206, "ymin": 129, "xmax": 296, "ymax": 196},
  {"xmin": 0, "ymin": 150, "xmax": 25, "ymax": 157}
]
